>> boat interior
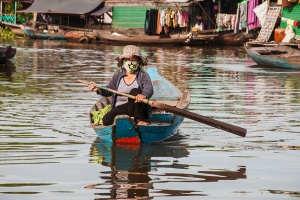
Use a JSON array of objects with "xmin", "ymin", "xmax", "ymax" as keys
[{"xmin": 91, "ymin": 90, "xmax": 190, "ymax": 127}]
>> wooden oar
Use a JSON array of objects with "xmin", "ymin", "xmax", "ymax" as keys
[{"xmin": 78, "ymin": 80, "xmax": 247, "ymax": 137}]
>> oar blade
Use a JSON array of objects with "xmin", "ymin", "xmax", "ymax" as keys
[{"xmin": 152, "ymin": 101, "xmax": 247, "ymax": 137}]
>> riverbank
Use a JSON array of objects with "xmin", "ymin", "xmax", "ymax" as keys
[{"xmin": 1, "ymin": 21, "xmax": 256, "ymax": 46}]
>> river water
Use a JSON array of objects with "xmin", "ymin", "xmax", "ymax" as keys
[{"xmin": 0, "ymin": 39, "xmax": 299, "ymax": 200}]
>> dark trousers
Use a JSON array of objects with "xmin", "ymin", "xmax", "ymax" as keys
[{"xmin": 102, "ymin": 88, "xmax": 149, "ymax": 126}]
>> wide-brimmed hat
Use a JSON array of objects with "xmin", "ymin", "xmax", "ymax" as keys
[{"xmin": 116, "ymin": 45, "xmax": 148, "ymax": 66}]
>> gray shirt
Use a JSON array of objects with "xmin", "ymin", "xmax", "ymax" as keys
[
  {"xmin": 97, "ymin": 68, "xmax": 153, "ymax": 109},
  {"xmin": 115, "ymin": 77, "xmax": 139, "ymax": 107}
]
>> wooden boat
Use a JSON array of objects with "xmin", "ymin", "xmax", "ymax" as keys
[
  {"xmin": 244, "ymin": 42, "xmax": 300, "ymax": 69},
  {"xmin": 1, "ymin": 22, "xmax": 26, "ymax": 36},
  {"xmin": 4, "ymin": 22, "xmax": 95, "ymax": 43},
  {"xmin": 89, "ymin": 66, "xmax": 190, "ymax": 144},
  {"xmin": 98, "ymin": 30, "xmax": 188, "ymax": 45},
  {"xmin": 1, "ymin": 22, "xmax": 66, "ymax": 40},
  {"xmin": 0, "ymin": 45, "xmax": 17, "ymax": 64}
]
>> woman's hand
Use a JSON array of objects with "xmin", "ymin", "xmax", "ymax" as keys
[
  {"xmin": 88, "ymin": 82, "xmax": 100, "ymax": 92},
  {"xmin": 135, "ymin": 94, "xmax": 146, "ymax": 103}
]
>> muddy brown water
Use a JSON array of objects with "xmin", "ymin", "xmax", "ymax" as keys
[{"xmin": 0, "ymin": 39, "xmax": 299, "ymax": 200}]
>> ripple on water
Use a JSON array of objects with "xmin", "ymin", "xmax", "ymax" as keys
[{"xmin": 0, "ymin": 42, "xmax": 299, "ymax": 199}]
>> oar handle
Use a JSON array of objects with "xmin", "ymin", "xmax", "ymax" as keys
[{"xmin": 77, "ymin": 79, "xmax": 153, "ymax": 105}]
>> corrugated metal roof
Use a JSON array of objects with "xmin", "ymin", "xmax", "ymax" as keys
[
  {"xmin": 112, "ymin": 6, "xmax": 148, "ymax": 28},
  {"xmin": 18, "ymin": 0, "xmax": 104, "ymax": 14},
  {"xmin": 165, "ymin": 0, "xmax": 190, "ymax": 2},
  {"xmin": 104, "ymin": 0, "xmax": 191, "ymax": 6},
  {"xmin": 90, "ymin": 6, "xmax": 112, "ymax": 16}
]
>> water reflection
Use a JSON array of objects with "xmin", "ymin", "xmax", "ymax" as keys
[
  {"xmin": 0, "ymin": 61, "xmax": 16, "ymax": 79},
  {"xmin": 88, "ymin": 140, "xmax": 189, "ymax": 199},
  {"xmin": 88, "ymin": 139, "xmax": 247, "ymax": 199}
]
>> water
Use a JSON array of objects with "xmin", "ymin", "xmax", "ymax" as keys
[{"xmin": 0, "ymin": 39, "xmax": 299, "ymax": 200}]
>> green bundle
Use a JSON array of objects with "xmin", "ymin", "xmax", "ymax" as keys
[{"xmin": 91, "ymin": 105, "xmax": 111, "ymax": 125}]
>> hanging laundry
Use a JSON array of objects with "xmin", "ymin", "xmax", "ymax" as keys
[
  {"xmin": 156, "ymin": 10, "xmax": 162, "ymax": 35},
  {"xmin": 253, "ymin": 0, "xmax": 269, "ymax": 26},
  {"xmin": 216, "ymin": 13, "xmax": 236, "ymax": 31},
  {"xmin": 247, "ymin": 0, "xmax": 260, "ymax": 30},
  {"xmin": 239, "ymin": 1, "xmax": 248, "ymax": 30},
  {"xmin": 144, "ymin": 9, "xmax": 158, "ymax": 35},
  {"xmin": 145, "ymin": 7, "xmax": 189, "ymax": 36}
]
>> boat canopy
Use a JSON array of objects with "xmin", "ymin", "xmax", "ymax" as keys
[{"xmin": 17, "ymin": 0, "xmax": 105, "ymax": 15}]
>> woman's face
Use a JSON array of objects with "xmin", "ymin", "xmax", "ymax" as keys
[{"xmin": 123, "ymin": 56, "xmax": 140, "ymax": 74}]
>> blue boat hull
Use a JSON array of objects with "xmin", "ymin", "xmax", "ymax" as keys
[
  {"xmin": 22, "ymin": 28, "xmax": 66, "ymax": 40},
  {"xmin": 93, "ymin": 112, "xmax": 186, "ymax": 144},
  {"xmin": 90, "ymin": 66, "xmax": 190, "ymax": 144}
]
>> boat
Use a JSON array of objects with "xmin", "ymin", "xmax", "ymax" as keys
[
  {"xmin": 20, "ymin": 25, "xmax": 66, "ymax": 40},
  {"xmin": 1, "ymin": 22, "xmax": 66, "ymax": 40},
  {"xmin": 19, "ymin": 24, "xmax": 99, "ymax": 43},
  {"xmin": 0, "ymin": 45, "xmax": 17, "ymax": 64},
  {"xmin": 98, "ymin": 30, "xmax": 188, "ymax": 45},
  {"xmin": 1, "ymin": 22, "xmax": 26, "ymax": 36},
  {"xmin": 89, "ymin": 66, "xmax": 190, "ymax": 144},
  {"xmin": 244, "ymin": 42, "xmax": 300, "ymax": 69}
]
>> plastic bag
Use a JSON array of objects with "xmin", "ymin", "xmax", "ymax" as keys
[
  {"xmin": 253, "ymin": 1, "xmax": 269, "ymax": 26},
  {"xmin": 282, "ymin": 25, "xmax": 295, "ymax": 43}
]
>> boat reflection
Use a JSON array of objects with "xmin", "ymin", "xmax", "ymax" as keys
[
  {"xmin": 88, "ymin": 139, "xmax": 189, "ymax": 199},
  {"xmin": 88, "ymin": 139, "xmax": 247, "ymax": 199}
]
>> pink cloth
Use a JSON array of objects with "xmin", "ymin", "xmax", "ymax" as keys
[
  {"xmin": 247, "ymin": 0, "xmax": 259, "ymax": 30},
  {"xmin": 182, "ymin": 11, "xmax": 189, "ymax": 23}
]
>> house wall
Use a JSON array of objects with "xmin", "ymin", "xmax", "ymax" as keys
[{"xmin": 112, "ymin": 6, "xmax": 149, "ymax": 28}]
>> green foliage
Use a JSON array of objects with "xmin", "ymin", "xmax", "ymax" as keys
[
  {"xmin": 17, "ymin": 12, "xmax": 33, "ymax": 24},
  {"xmin": 4, "ymin": 2, "xmax": 13, "ymax": 14},
  {"xmin": 3, "ymin": 2, "xmax": 33, "ymax": 24},
  {"xmin": 4, "ymin": 2, "xmax": 22, "ymax": 13},
  {"xmin": 0, "ymin": 26, "xmax": 16, "ymax": 40},
  {"xmin": 91, "ymin": 105, "xmax": 111, "ymax": 125}
]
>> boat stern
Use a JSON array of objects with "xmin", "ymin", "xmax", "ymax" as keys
[{"xmin": 114, "ymin": 115, "xmax": 141, "ymax": 143}]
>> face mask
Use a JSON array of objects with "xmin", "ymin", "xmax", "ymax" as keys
[{"xmin": 123, "ymin": 61, "xmax": 139, "ymax": 73}]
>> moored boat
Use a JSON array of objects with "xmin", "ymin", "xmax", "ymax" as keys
[
  {"xmin": 244, "ymin": 42, "xmax": 300, "ymax": 69},
  {"xmin": 1, "ymin": 22, "xmax": 26, "ymax": 36},
  {"xmin": 20, "ymin": 25, "xmax": 66, "ymax": 40},
  {"xmin": 97, "ymin": 30, "xmax": 188, "ymax": 45},
  {"xmin": 89, "ymin": 66, "xmax": 190, "ymax": 144}
]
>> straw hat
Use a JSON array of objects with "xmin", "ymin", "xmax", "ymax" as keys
[{"xmin": 116, "ymin": 45, "xmax": 148, "ymax": 67}]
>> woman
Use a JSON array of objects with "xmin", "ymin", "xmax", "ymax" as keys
[{"xmin": 88, "ymin": 45, "xmax": 154, "ymax": 126}]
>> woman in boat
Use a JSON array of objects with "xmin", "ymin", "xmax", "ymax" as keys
[{"xmin": 88, "ymin": 45, "xmax": 154, "ymax": 126}]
